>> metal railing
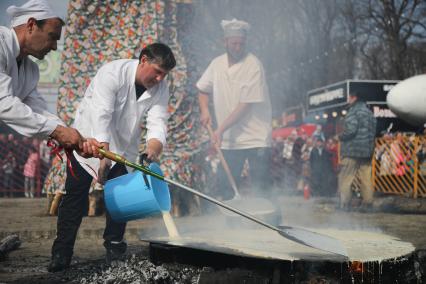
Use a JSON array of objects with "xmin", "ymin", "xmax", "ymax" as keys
[{"xmin": 372, "ymin": 135, "xmax": 426, "ymax": 198}]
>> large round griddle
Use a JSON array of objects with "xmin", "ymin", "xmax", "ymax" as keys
[{"xmin": 142, "ymin": 225, "xmax": 415, "ymax": 262}]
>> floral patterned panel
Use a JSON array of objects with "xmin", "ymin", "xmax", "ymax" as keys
[{"xmin": 42, "ymin": 154, "xmax": 67, "ymax": 194}]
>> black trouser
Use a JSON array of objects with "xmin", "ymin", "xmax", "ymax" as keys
[
  {"xmin": 51, "ymin": 154, "xmax": 127, "ymax": 257},
  {"xmin": 218, "ymin": 147, "xmax": 272, "ymax": 200}
]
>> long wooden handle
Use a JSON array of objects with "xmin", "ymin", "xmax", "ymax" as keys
[
  {"xmin": 206, "ymin": 125, "xmax": 240, "ymax": 197},
  {"xmin": 99, "ymin": 148, "xmax": 126, "ymax": 163}
]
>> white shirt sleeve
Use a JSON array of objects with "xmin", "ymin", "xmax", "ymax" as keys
[
  {"xmin": 23, "ymin": 89, "xmax": 64, "ymax": 126},
  {"xmin": 87, "ymin": 67, "xmax": 119, "ymax": 143},
  {"xmin": 196, "ymin": 61, "xmax": 214, "ymax": 94},
  {"xmin": 0, "ymin": 48, "xmax": 61, "ymax": 137},
  {"xmin": 146, "ymin": 83, "xmax": 169, "ymax": 146}
]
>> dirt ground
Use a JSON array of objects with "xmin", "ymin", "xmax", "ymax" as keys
[
  {"xmin": 0, "ymin": 198, "xmax": 157, "ymax": 283},
  {"xmin": 0, "ymin": 196, "xmax": 426, "ymax": 283}
]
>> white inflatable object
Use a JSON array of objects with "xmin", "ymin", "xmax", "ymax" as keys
[{"xmin": 387, "ymin": 74, "xmax": 426, "ymax": 126}]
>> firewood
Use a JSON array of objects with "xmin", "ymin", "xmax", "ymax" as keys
[{"xmin": 0, "ymin": 234, "xmax": 21, "ymax": 261}]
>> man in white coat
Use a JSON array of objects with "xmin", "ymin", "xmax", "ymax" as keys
[
  {"xmin": 48, "ymin": 43, "xmax": 176, "ymax": 272},
  {"xmin": 197, "ymin": 19, "xmax": 272, "ymax": 200},
  {"xmin": 1, "ymin": 0, "xmax": 99, "ymax": 156}
]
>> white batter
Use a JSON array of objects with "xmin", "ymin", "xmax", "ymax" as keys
[{"xmin": 144, "ymin": 227, "xmax": 415, "ymax": 262}]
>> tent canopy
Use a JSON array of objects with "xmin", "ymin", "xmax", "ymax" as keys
[{"xmin": 272, "ymin": 123, "xmax": 317, "ymax": 139}]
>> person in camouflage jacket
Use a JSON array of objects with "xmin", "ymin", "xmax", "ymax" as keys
[{"xmin": 338, "ymin": 92, "xmax": 377, "ymax": 210}]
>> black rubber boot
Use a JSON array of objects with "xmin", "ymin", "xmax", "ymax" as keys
[
  {"xmin": 104, "ymin": 240, "xmax": 127, "ymax": 265},
  {"xmin": 48, "ymin": 253, "xmax": 71, "ymax": 272}
]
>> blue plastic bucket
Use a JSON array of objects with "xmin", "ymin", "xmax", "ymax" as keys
[{"xmin": 104, "ymin": 163, "xmax": 171, "ymax": 222}]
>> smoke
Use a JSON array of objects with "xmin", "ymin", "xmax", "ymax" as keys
[
  {"xmin": 277, "ymin": 196, "xmax": 382, "ymax": 233},
  {"xmin": 181, "ymin": 0, "xmax": 297, "ymax": 115},
  {"xmin": 137, "ymin": 0, "xmax": 398, "ymax": 262}
]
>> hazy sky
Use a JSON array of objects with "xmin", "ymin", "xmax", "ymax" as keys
[{"xmin": 0, "ymin": 0, "xmax": 68, "ymax": 26}]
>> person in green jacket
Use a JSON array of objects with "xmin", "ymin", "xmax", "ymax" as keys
[{"xmin": 338, "ymin": 91, "xmax": 377, "ymax": 210}]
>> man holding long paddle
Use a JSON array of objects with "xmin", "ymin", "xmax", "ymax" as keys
[
  {"xmin": 197, "ymin": 19, "xmax": 273, "ymax": 200},
  {"xmin": 48, "ymin": 43, "xmax": 176, "ymax": 272}
]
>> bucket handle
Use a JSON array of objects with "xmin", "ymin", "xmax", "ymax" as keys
[
  {"xmin": 139, "ymin": 153, "xmax": 152, "ymax": 190},
  {"xmin": 142, "ymin": 173, "xmax": 151, "ymax": 190}
]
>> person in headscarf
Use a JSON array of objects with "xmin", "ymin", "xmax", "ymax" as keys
[
  {"xmin": 197, "ymin": 19, "xmax": 272, "ymax": 199},
  {"xmin": 1, "ymin": 0, "xmax": 100, "ymax": 157}
]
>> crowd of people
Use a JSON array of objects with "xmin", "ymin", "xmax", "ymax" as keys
[
  {"xmin": 271, "ymin": 127, "xmax": 339, "ymax": 198},
  {"xmin": 0, "ymin": 133, "xmax": 51, "ymax": 198},
  {"xmin": 2, "ymin": 126, "xmax": 424, "ymax": 201},
  {"xmin": 375, "ymin": 132, "xmax": 426, "ymax": 177},
  {"xmin": 271, "ymin": 129, "xmax": 426, "ymax": 203}
]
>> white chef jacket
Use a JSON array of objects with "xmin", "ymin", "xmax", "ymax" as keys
[
  {"xmin": 0, "ymin": 26, "xmax": 63, "ymax": 137},
  {"xmin": 73, "ymin": 59, "xmax": 170, "ymax": 177},
  {"xmin": 196, "ymin": 53, "xmax": 272, "ymax": 150}
]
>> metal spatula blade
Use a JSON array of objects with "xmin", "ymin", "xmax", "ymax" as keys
[{"xmin": 278, "ymin": 225, "xmax": 348, "ymax": 257}]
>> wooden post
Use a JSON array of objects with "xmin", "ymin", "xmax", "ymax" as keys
[{"xmin": 371, "ymin": 138, "xmax": 378, "ymax": 191}]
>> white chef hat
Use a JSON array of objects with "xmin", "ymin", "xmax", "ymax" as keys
[
  {"xmin": 220, "ymin": 18, "xmax": 250, "ymax": 38},
  {"xmin": 6, "ymin": 0, "xmax": 62, "ymax": 27}
]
